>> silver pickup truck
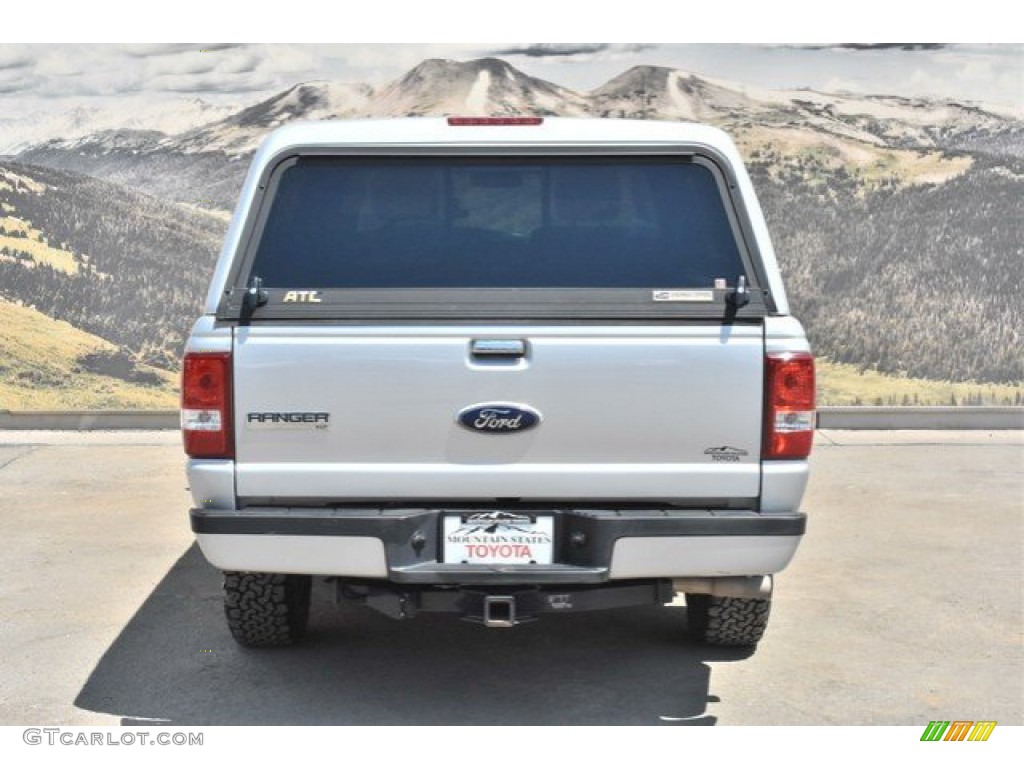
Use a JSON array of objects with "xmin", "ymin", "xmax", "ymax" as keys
[{"xmin": 182, "ymin": 117, "xmax": 815, "ymax": 649}]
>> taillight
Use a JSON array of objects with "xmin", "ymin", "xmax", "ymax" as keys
[
  {"xmin": 764, "ymin": 352, "xmax": 815, "ymax": 460},
  {"xmin": 181, "ymin": 351, "xmax": 233, "ymax": 459}
]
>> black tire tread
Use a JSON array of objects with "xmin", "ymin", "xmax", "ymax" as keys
[
  {"xmin": 686, "ymin": 593, "xmax": 771, "ymax": 647},
  {"xmin": 223, "ymin": 571, "xmax": 311, "ymax": 648}
]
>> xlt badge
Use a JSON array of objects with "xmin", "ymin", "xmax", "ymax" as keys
[{"xmin": 457, "ymin": 404, "xmax": 541, "ymax": 434}]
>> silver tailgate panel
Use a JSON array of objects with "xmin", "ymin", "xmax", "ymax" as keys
[{"xmin": 233, "ymin": 324, "xmax": 763, "ymax": 501}]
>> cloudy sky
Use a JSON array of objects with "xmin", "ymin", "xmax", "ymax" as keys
[{"xmin": 0, "ymin": 43, "xmax": 1021, "ymax": 116}]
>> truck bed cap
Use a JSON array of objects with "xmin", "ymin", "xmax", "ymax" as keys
[{"xmin": 251, "ymin": 116, "xmax": 742, "ymax": 159}]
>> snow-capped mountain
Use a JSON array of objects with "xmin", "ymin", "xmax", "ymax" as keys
[
  {"xmin": 171, "ymin": 59, "xmax": 589, "ymax": 156},
  {"xmin": 9, "ymin": 57, "xmax": 1021, "ymax": 161},
  {"xmin": 370, "ymin": 58, "xmax": 588, "ymax": 118},
  {"xmin": 0, "ymin": 97, "xmax": 238, "ymax": 155},
  {"xmin": 590, "ymin": 65, "xmax": 883, "ymax": 146},
  {"xmin": 771, "ymin": 89, "xmax": 1024, "ymax": 154},
  {"xmin": 590, "ymin": 64, "xmax": 1022, "ymax": 151},
  {"xmin": 29, "ymin": 129, "xmax": 165, "ymax": 156},
  {"xmin": 10, "ymin": 56, "xmax": 1024, "ymax": 211},
  {"xmin": 590, "ymin": 65, "xmax": 764, "ymax": 122},
  {"xmin": 170, "ymin": 81, "xmax": 373, "ymax": 156},
  {"xmin": 12, "ymin": 56, "xmax": 1022, "ymax": 161},
  {"xmin": 15, "ymin": 83, "xmax": 372, "ymax": 206}
]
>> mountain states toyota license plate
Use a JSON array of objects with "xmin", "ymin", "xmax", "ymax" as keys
[{"xmin": 442, "ymin": 512, "xmax": 554, "ymax": 564}]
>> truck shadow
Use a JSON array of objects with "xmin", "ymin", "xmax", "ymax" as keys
[{"xmin": 75, "ymin": 544, "xmax": 752, "ymax": 725}]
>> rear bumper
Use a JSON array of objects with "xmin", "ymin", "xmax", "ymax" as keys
[{"xmin": 191, "ymin": 507, "xmax": 805, "ymax": 583}]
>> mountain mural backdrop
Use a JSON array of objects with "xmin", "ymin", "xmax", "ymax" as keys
[{"xmin": 1, "ymin": 57, "xmax": 1022, "ymax": 408}]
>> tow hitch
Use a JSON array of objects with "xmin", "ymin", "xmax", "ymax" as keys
[
  {"xmin": 480, "ymin": 595, "xmax": 518, "ymax": 628},
  {"xmin": 338, "ymin": 580, "xmax": 674, "ymax": 626}
]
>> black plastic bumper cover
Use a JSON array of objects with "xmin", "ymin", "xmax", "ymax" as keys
[{"xmin": 191, "ymin": 507, "xmax": 806, "ymax": 584}]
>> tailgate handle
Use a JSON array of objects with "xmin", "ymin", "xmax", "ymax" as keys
[{"xmin": 471, "ymin": 339, "xmax": 527, "ymax": 358}]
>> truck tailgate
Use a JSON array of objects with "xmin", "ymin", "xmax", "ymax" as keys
[{"xmin": 232, "ymin": 323, "xmax": 763, "ymax": 502}]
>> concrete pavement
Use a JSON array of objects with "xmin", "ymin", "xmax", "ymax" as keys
[{"xmin": 0, "ymin": 430, "xmax": 1020, "ymax": 725}]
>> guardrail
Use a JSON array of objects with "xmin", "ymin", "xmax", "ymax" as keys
[
  {"xmin": 0, "ymin": 410, "xmax": 180, "ymax": 430},
  {"xmin": 1, "ymin": 407, "xmax": 1022, "ymax": 431},
  {"xmin": 816, "ymin": 406, "xmax": 1023, "ymax": 430}
]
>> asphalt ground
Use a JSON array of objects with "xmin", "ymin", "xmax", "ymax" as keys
[{"xmin": 0, "ymin": 430, "xmax": 1020, "ymax": 726}]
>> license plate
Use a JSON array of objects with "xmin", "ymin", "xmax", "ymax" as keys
[{"xmin": 442, "ymin": 512, "xmax": 554, "ymax": 565}]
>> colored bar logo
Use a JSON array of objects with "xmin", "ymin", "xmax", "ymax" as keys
[{"xmin": 920, "ymin": 721, "xmax": 996, "ymax": 741}]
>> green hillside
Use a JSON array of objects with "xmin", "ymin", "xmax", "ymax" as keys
[
  {"xmin": 816, "ymin": 360, "xmax": 1022, "ymax": 407},
  {"xmin": 0, "ymin": 299, "xmax": 177, "ymax": 409}
]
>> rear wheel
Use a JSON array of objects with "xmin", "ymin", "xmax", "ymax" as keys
[
  {"xmin": 686, "ymin": 593, "xmax": 771, "ymax": 647},
  {"xmin": 223, "ymin": 571, "xmax": 312, "ymax": 647}
]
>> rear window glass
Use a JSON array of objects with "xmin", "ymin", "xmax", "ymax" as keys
[{"xmin": 250, "ymin": 157, "xmax": 745, "ymax": 289}]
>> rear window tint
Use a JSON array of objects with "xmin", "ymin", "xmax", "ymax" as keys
[{"xmin": 250, "ymin": 157, "xmax": 745, "ymax": 289}]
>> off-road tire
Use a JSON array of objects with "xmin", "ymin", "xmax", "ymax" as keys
[
  {"xmin": 686, "ymin": 594, "xmax": 771, "ymax": 647},
  {"xmin": 223, "ymin": 571, "xmax": 312, "ymax": 647}
]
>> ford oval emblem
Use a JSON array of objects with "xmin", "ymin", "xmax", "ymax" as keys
[{"xmin": 457, "ymin": 403, "xmax": 541, "ymax": 434}]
